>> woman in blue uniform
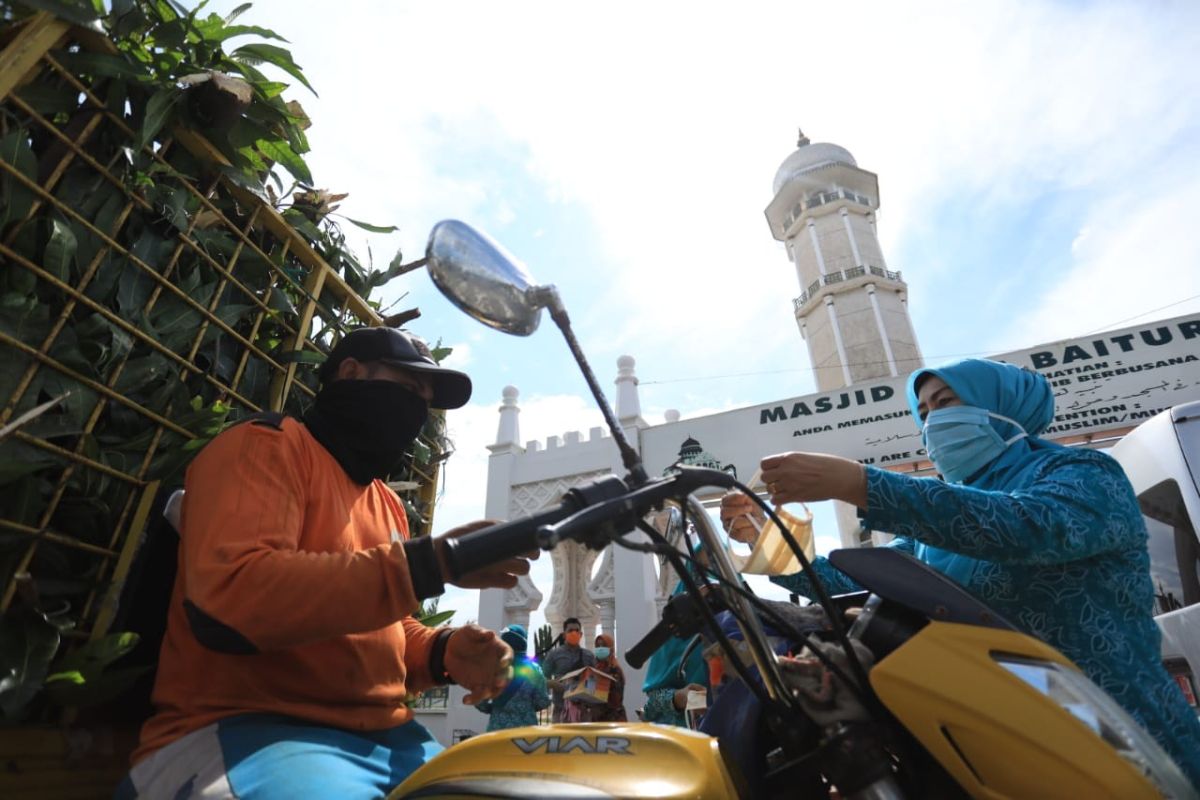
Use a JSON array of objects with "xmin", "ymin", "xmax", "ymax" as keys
[
  {"xmin": 475, "ymin": 625, "xmax": 550, "ymax": 731},
  {"xmin": 722, "ymin": 358, "xmax": 1200, "ymax": 786}
]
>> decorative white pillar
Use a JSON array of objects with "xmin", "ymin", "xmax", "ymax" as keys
[
  {"xmin": 806, "ymin": 218, "xmax": 828, "ymax": 276},
  {"xmin": 613, "ymin": 372, "xmax": 655, "ymax": 714},
  {"xmin": 587, "ymin": 546, "xmax": 616, "ymax": 638},
  {"xmin": 613, "ymin": 532, "xmax": 657, "ymax": 715},
  {"xmin": 494, "ymin": 386, "xmax": 521, "ymax": 453},
  {"xmin": 544, "ymin": 540, "xmax": 600, "ymax": 640},
  {"xmin": 823, "ymin": 296, "xmax": 853, "ymax": 385},
  {"xmin": 615, "ymin": 355, "xmax": 644, "ymax": 428},
  {"xmin": 840, "ymin": 207, "xmax": 863, "ymax": 267},
  {"xmin": 866, "ymin": 283, "xmax": 898, "ymax": 377},
  {"xmin": 504, "ymin": 576, "xmax": 543, "ymax": 631},
  {"xmin": 453, "ymin": 385, "xmax": 537, "ymax": 744},
  {"xmin": 478, "ymin": 386, "xmax": 526, "ymax": 635}
]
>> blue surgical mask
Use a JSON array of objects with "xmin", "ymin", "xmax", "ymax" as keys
[
  {"xmin": 921, "ymin": 405, "xmax": 1027, "ymax": 483},
  {"xmin": 594, "ymin": 647, "xmax": 611, "ymax": 660}
]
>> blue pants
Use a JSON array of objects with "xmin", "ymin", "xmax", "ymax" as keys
[{"xmin": 116, "ymin": 714, "xmax": 443, "ymax": 799}]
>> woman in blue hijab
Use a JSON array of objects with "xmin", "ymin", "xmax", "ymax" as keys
[
  {"xmin": 641, "ymin": 581, "xmax": 710, "ymax": 726},
  {"xmin": 475, "ymin": 624, "xmax": 550, "ymax": 731},
  {"xmin": 721, "ymin": 357, "xmax": 1200, "ymax": 786}
]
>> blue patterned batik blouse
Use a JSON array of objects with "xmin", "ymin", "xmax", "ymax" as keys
[{"xmin": 773, "ymin": 446, "xmax": 1200, "ymax": 787}]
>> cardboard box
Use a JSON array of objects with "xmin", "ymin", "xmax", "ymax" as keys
[{"xmin": 561, "ymin": 665, "xmax": 617, "ymax": 705}]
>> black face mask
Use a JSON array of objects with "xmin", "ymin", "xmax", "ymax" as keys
[{"xmin": 304, "ymin": 380, "xmax": 429, "ymax": 485}]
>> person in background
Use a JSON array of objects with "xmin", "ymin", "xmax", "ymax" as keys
[
  {"xmin": 722, "ymin": 357, "xmax": 1200, "ymax": 787},
  {"xmin": 640, "ymin": 583, "xmax": 707, "ymax": 727},
  {"xmin": 587, "ymin": 633, "xmax": 628, "ymax": 722},
  {"xmin": 541, "ymin": 618, "xmax": 595, "ymax": 723},
  {"xmin": 475, "ymin": 624, "xmax": 550, "ymax": 731}
]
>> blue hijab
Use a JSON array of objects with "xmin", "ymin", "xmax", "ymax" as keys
[
  {"xmin": 494, "ymin": 624, "xmax": 534, "ymax": 706},
  {"xmin": 903, "ymin": 358, "xmax": 1064, "ymax": 584}
]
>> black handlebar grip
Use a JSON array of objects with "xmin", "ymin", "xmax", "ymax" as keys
[
  {"xmin": 442, "ymin": 475, "xmax": 630, "ymax": 581},
  {"xmin": 442, "ymin": 504, "xmax": 575, "ymax": 581},
  {"xmin": 625, "ymin": 618, "xmax": 673, "ymax": 670}
]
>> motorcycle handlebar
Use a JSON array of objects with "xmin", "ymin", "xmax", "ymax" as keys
[
  {"xmin": 536, "ymin": 467, "xmax": 739, "ymax": 548},
  {"xmin": 441, "ymin": 474, "xmax": 630, "ymax": 580},
  {"xmin": 446, "ymin": 467, "xmax": 739, "ymax": 582}
]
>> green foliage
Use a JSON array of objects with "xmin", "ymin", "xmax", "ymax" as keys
[
  {"xmin": 0, "ymin": 605, "xmax": 64, "ymax": 721},
  {"xmin": 534, "ymin": 623, "xmax": 554, "ymax": 661},
  {"xmin": 0, "ymin": 0, "xmax": 443, "ymax": 721},
  {"xmin": 43, "ymin": 631, "xmax": 149, "ymax": 707},
  {"xmin": 414, "ymin": 599, "xmax": 456, "ymax": 629}
]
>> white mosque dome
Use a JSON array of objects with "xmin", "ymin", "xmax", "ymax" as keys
[{"xmin": 772, "ymin": 132, "xmax": 857, "ymax": 195}]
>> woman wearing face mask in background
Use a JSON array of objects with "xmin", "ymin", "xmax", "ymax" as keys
[
  {"xmin": 720, "ymin": 358, "xmax": 1200, "ymax": 787},
  {"xmin": 585, "ymin": 634, "xmax": 628, "ymax": 723}
]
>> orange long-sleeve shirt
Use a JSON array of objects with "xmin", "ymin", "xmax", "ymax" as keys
[{"xmin": 135, "ymin": 416, "xmax": 445, "ymax": 763}]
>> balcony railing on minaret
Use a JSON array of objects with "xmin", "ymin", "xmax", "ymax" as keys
[{"xmin": 793, "ymin": 264, "xmax": 906, "ymax": 314}]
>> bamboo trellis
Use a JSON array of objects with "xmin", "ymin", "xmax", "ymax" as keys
[{"xmin": 0, "ymin": 13, "xmax": 444, "ymax": 650}]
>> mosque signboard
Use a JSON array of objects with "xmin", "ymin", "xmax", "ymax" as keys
[{"xmin": 640, "ymin": 313, "xmax": 1200, "ymax": 481}]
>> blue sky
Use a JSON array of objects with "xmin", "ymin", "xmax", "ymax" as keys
[{"xmin": 205, "ymin": 0, "xmax": 1200, "ymax": 629}]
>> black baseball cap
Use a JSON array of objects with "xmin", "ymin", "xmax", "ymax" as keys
[{"xmin": 319, "ymin": 327, "xmax": 472, "ymax": 410}]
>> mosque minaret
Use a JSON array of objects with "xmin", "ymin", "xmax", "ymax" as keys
[{"xmin": 764, "ymin": 130, "xmax": 923, "ymax": 391}]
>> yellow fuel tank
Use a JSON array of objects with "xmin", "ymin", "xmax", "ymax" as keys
[
  {"xmin": 871, "ymin": 621, "xmax": 1162, "ymax": 799},
  {"xmin": 389, "ymin": 722, "xmax": 741, "ymax": 799}
]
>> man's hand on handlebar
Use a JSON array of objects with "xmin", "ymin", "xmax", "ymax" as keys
[
  {"xmin": 445, "ymin": 623, "xmax": 514, "ymax": 705},
  {"xmin": 434, "ymin": 520, "xmax": 538, "ymax": 590},
  {"xmin": 720, "ymin": 491, "xmax": 764, "ymax": 545}
]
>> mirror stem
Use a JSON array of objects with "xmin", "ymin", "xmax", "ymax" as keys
[{"xmin": 544, "ymin": 301, "xmax": 649, "ymax": 486}]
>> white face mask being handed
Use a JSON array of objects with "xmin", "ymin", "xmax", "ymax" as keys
[{"xmin": 921, "ymin": 405, "xmax": 1028, "ymax": 484}]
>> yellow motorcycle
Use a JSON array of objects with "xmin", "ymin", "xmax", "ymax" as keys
[{"xmin": 389, "ymin": 221, "xmax": 1196, "ymax": 800}]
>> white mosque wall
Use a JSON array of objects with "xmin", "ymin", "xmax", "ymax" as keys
[
  {"xmin": 511, "ymin": 428, "xmax": 618, "ymax": 485},
  {"xmin": 447, "ymin": 380, "xmax": 658, "ymax": 744}
]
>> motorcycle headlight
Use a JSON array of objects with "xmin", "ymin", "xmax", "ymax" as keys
[{"xmin": 994, "ymin": 655, "xmax": 1196, "ymax": 799}]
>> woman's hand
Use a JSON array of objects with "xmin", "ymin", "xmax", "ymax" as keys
[
  {"xmin": 720, "ymin": 491, "xmax": 765, "ymax": 544},
  {"xmin": 760, "ymin": 452, "xmax": 868, "ymax": 508},
  {"xmin": 673, "ymin": 683, "xmax": 706, "ymax": 711}
]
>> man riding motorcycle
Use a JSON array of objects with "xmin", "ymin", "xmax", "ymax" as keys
[{"xmin": 116, "ymin": 328, "xmax": 536, "ymax": 799}]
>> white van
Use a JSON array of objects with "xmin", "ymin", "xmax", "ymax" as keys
[{"xmin": 1110, "ymin": 400, "xmax": 1200, "ymax": 713}]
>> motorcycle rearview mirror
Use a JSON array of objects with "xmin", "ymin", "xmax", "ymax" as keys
[
  {"xmin": 424, "ymin": 219, "xmax": 648, "ymax": 484},
  {"xmin": 425, "ymin": 219, "xmax": 556, "ymax": 336}
]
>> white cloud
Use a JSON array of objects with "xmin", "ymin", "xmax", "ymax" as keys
[
  {"xmin": 440, "ymin": 342, "xmax": 472, "ymax": 369},
  {"xmin": 994, "ymin": 172, "xmax": 1200, "ymax": 347},
  {"xmin": 228, "ymin": 0, "xmax": 1199, "ymax": 379}
]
